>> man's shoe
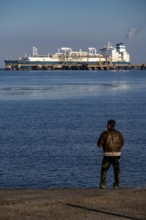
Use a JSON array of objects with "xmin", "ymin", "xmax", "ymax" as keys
[
  {"xmin": 100, "ymin": 185, "xmax": 105, "ymax": 189},
  {"xmin": 113, "ymin": 182, "xmax": 119, "ymax": 189}
]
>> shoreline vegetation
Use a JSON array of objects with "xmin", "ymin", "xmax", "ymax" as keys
[{"xmin": 0, "ymin": 187, "xmax": 146, "ymax": 220}]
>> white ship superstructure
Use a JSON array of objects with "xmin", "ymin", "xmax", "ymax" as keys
[
  {"xmin": 116, "ymin": 43, "xmax": 130, "ymax": 62},
  {"xmin": 100, "ymin": 42, "xmax": 130, "ymax": 63}
]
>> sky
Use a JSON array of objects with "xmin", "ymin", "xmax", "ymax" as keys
[{"xmin": 0, "ymin": 0, "xmax": 146, "ymax": 67}]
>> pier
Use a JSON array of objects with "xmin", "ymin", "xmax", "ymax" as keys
[{"xmin": 5, "ymin": 62, "xmax": 146, "ymax": 71}]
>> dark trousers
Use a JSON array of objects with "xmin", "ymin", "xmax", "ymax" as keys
[{"xmin": 100, "ymin": 156, "xmax": 120, "ymax": 188}]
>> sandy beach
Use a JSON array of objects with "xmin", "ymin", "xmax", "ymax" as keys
[{"xmin": 0, "ymin": 187, "xmax": 146, "ymax": 220}]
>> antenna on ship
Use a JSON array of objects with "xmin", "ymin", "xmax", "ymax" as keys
[{"xmin": 33, "ymin": 46, "xmax": 38, "ymax": 57}]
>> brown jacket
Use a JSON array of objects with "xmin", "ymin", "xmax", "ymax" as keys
[{"xmin": 97, "ymin": 129, "xmax": 124, "ymax": 156}]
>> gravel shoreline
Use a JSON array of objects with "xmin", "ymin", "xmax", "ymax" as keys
[{"xmin": 0, "ymin": 187, "xmax": 146, "ymax": 220}]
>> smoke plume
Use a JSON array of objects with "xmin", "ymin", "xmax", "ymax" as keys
[{"xmin": 126, "ymin": 27, "xmax": 140, "ymax": 39}]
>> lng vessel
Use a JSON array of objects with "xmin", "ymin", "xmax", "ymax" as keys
[{"xmin": 4, "ymin": 42, "xmax": 130, "ymax": 70}]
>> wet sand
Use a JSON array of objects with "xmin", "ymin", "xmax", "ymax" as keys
[{"xmin": 0, "ymin": 187, "xmax": 146, "ymax": 220}]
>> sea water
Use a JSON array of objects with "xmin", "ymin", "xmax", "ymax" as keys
[{"xmin": 0, "ymin": 70, "xmax": 146, "ymax": 189}]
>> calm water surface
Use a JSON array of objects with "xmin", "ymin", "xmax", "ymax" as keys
[{"xmin": 0, "ymin": 70, "xmax": 146, "ymax": 189}]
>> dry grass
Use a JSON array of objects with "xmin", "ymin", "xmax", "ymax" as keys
[{"xmin": 0, "ymin": 188, "xmax": 146, "ymax": 220}]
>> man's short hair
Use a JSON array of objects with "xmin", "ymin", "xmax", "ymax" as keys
[{"xmin": 108, "ymin": 119, "xmax": 116, "ymax": 128}]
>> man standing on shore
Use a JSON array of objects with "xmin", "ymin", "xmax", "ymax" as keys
[{"xmin": 97, "ymin": 120, "xmax": 124, "ymax": 189}]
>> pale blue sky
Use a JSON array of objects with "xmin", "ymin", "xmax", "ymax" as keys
[{"xmin": 0, "ymin": 0, "xmax": 146, "ymax": 66}]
